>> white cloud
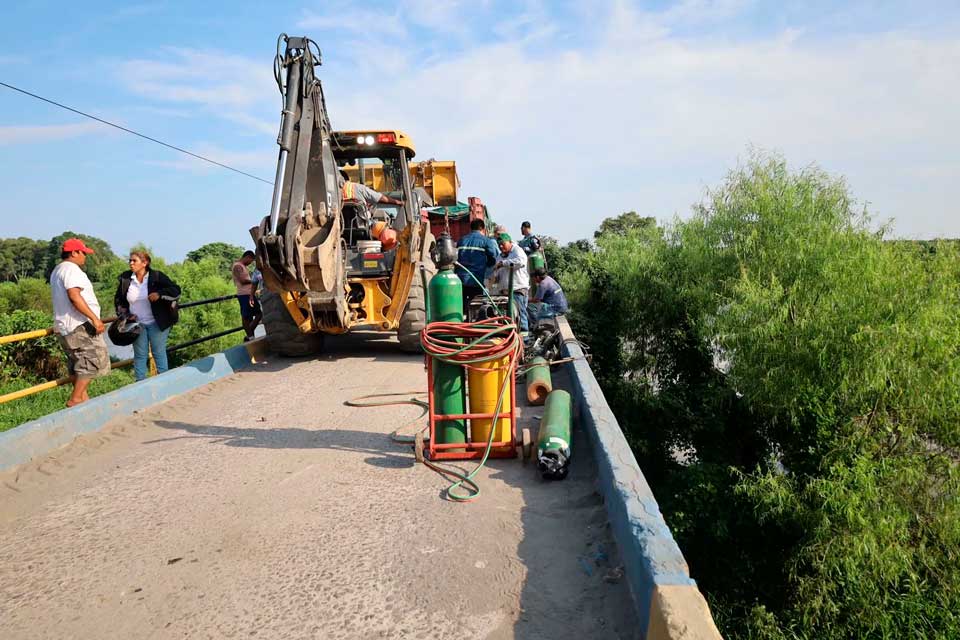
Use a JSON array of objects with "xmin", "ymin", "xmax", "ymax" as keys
[
  {"xmin": 115, "ymin": 2, "xmax": 960, "ymax": 240},
  {"xmin": 659, "ymin": 0, "xmax": 755, "ymax": 26},
  {"xmin": 0, "ymin": 122, "xmax": 105, "ymax": 145},
  {"xmin": 298, "ymin": 6, "xmax": 406, "ymax": 38},
  {"xmin": 142, "ymin": 143, "xmax": 274, "ymax": 176},
  {"xmin": 317, "ymin": 3, "xmax": 960, "ymax": 240},
  {"xmin": 118, "ymin": 48, "xmax": 276, "ymax": 135}
]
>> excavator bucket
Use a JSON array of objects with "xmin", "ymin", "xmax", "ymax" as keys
[{"xmin": 251, "ymin": 35, "xmax": 349, "ymax": 329}]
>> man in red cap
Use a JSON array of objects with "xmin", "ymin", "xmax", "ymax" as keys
[{"xmin": 50, "ymin": 238, "xmax": 111, "ymax": 406}]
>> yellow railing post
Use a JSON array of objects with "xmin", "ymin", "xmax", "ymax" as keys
[
  {"xmin": 0, "ymin": 327, "xmax": 54, "ymax": 345},
  {"xmin": 0, "ymin": 359, "xmax": 133, "ymax": 405}
]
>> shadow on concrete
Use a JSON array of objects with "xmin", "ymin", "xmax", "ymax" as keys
[
  {"xmin": 147, "ymin": 420, "xmax": 416, "ymax": 469},
  {"xmin": 285, "ymin": 331, "xmax": 423, "ymax": 366},
  {"xmin": 190, "ymin": 331, "xmax": 419, "ymax": 380},
  {"xmin": 487, "ymin": 366, "xmax": 641, "ymax": 639},
  {"xmin": 147, "ymin": 365, "xmax": 640, "ymax": 638}
]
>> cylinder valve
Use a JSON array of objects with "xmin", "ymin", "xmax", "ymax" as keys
[{"xmin": 436, "ymin": 232, "xmax": 457, "ymax": 270}]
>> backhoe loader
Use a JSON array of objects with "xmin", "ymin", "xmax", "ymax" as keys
[{"xmin": 251, "ymin": 34, "xmax": 438, "ymax": 354}]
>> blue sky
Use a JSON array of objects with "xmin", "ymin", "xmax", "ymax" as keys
[{"xmin": 1, "ymin": 1, "xmax": 958, "ymax": 260}]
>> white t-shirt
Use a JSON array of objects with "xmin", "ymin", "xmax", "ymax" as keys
[
  {"xmin": 50, "ymin": 261, "xmax": 101, "ymax": 336},
  {"xmin": 127, "ymin": 273, "xmax": 155, "ymax": 325}
]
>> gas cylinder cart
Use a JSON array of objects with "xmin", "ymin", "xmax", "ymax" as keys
[{"xmin": 414, "ymin": 237, "xmax": 532, "ymax": 465}]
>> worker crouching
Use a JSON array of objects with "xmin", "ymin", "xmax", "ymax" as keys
[{"xmin": 528, "ymin": 268, "xmax": 568, "ymax": 328}]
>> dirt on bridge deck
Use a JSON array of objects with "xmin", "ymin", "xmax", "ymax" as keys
[{"xmin": 0, "ymin": 332, "xmax": 638, "ymax": 640}]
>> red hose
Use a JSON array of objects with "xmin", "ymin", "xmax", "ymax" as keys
[
  {"xmin": 420, "ymin": 316, "xmax": 523, "ymax": 369},
  {"xmin": 419, "ymin": 316, "xmax": 523, "ymax": 501}
]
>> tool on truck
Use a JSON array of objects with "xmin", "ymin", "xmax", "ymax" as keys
[{"xmin": 251, "ymin": 34, "xmax": 437, "ymax": 354}]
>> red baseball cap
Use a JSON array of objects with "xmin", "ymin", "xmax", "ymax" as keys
[{"xmin": 62, "ymin": 238, "xmax": 95, "ymax": 254}]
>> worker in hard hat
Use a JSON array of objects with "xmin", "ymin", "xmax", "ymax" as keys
[
  {"xmin": 339, "ymin": 169, "xmax": 403, "ymax": 207},
  {"xmin": 494, "ymin": 233, "xmax": 530, "ymax": 332}
]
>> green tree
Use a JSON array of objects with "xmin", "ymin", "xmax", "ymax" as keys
[
  {"xmin": 186, "ymin": 242, "xmax": 245, "ymax": 273},
  {"xmin": 0, "ymin": 310, "xmax": 63, "ymax": 380},
  {"xmin": 540, "ymin": 236, "xmax": 592, "ymax": 283},
  {"xmin": 165, "ymin": 257, "xmax": 243, "ymax": 364},
  {"xmin": 0, "ymin": 237, "xmax": 47, "ymax": 282},
  {"xmin": 566, "ymin": 152, "xmax": 960, "ymax": 639},
  {"xmin": 44, "ymin": 231, "xmax": 118, "ymax": 283},
  {"xmin": 593, "ymin": 211, "xmax": 657, "ymax": 239},
  {"xmin": 0, "ymin": 278, "xmax": 53, "ymax": 314}
]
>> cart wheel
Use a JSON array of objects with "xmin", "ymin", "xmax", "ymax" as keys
[
  {"xmin": 522, "ymin": 428, "xmax": 533, "ymax": 463},
  {"xmin": 414, "ymin": 431, "xmax": 425, "ymax": 463}
]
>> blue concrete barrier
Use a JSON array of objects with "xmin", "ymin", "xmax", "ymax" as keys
[
  {"xmin": 557, "ymin": 317, "xmax": 721, "ymax": 639},
  {"xmin": 0, "ymin": 339, "xmax": 267, "ymax": 473}
]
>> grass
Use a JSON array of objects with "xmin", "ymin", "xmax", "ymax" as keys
[{"xmin": 0, "ymin": 369, "xmax": 136, "ymax": 432}]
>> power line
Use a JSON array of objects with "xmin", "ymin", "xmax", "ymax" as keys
[{"xmin": 0, "ymin": 80, "xmax": 274, "ymax": 185}]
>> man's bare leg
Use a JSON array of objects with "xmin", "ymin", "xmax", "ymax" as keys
[{"xmin": 67, "ymin": 378, "xmax": 92, "ymax": 407}]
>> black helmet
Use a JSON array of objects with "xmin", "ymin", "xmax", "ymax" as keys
[{"xmin": 108, "ymin": 314, "xmax": 142, "ymax": 347}]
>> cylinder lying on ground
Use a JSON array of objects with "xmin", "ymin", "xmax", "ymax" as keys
[
  {"xmin": 525, "ymin": 357, "xmax": 552, "ymax": 405},
  {"xmin": 536, "ymin": 390, "xmax": 572, "ymax": 480}
]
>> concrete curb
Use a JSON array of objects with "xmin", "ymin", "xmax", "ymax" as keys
[
  {"xmin": 0, "ymin": 339, "xmax": 268, "ymax": 473},
  {"xmin": 557, "ymin": 317, "xmax": 722, "ymax": 639}
]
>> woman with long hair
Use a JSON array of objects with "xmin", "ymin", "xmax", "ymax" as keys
[{"xmin": 114, "ymin": 251, "xmax": 181, "ymax": 381}]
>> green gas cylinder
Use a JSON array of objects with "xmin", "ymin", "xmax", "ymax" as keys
[
  {"xmin": 428, "ymin": 269, "xmax": 467, "ymax": 447},
  {"xmin": 528, "ymin": 252, "xmax": 545, "ymax": 271},
  {"xmin": 536, "ymin": 390, "xmax": 572, "ymax": 480}
]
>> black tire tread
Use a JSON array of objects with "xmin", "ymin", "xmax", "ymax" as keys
[
  {"xmin": 261, "ymin": 290, "xmax": 325, "ymax": 357},
  {"xmin": 397, "ymin": 262, "xmax": 435, "ymax": 353}
]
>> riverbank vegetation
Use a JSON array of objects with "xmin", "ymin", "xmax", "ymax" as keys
[{"xmin": 556, "ymin": 152, "xmax": 960, "ymax": 638}]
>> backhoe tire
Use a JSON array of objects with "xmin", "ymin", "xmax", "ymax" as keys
[
  {"xmin": 397, "ymin": 262, "xmax": 436, "ymax": 353},
  {"xmin": 260, "ymin": 290, "xmax": 325, "ymax": 357}
]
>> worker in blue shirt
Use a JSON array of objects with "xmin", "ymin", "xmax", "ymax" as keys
[
  {"xmin": 456, "ymin": 218, "xmax": 498, "ymax": 311},
  {"xmin": 518, "ymin": 221, "xmax": 541, "ymax": 255},
  {"xmin": 528, "ymin": 268, "xmax": 568, "ymax": 327}
]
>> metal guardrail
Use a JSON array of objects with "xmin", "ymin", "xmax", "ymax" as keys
[{"xmin": 0, "ymin": 295, "xmax": 244, "ymax": 405}]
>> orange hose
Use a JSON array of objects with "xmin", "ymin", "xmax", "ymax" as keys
[{"xmin": 420, "ymin": 315, "xmax": 523, "ymax": 368}]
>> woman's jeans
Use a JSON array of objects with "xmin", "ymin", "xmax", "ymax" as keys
[{"xmin": 132, "ymin": 323, "xmax": 170, "ymax": 381}]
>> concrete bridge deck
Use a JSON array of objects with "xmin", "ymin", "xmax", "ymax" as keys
[{"xmin": 0, "ymin": 333, "xmax": 637, "ymax": 639}]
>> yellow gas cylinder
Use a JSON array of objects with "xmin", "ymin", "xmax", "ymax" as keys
[{"xmin": 468, "ymin": 348, "xmax": 512, "ymax": 445}]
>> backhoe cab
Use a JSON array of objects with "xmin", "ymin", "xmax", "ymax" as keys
[{"xmin": 251, "ymin": 35, "xmax": 435, "ymax": 355}]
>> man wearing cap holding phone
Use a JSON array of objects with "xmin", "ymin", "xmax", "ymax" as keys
[{"xmin": 50, "ymin": 238, "xmax": 111, "ymax": 406}]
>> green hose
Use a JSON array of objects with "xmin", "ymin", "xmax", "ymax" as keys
[
  {"xmin": 347, "ymin": 321, "xmax": 519, "ymax": 503},
  {"xmin": 454, "ymin": 261, "xmax": 502, "ymax": 313},
  {"xmin": 424, "ymin": 358, "xmax": 513, "ymax": 502}
]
